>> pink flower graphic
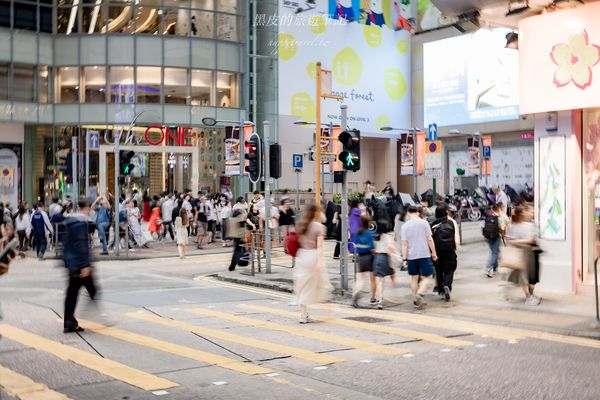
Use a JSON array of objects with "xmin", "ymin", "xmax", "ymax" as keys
[{"xmin": 550, "ymin": 30, "xmax": 600, "ymax": 89}]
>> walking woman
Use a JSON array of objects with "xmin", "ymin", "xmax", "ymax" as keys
[
  {"xmin": 351, "ymin": 215, "xmax": 376, "ymax": 307},
  {"xmin": 293, "ymin": 204, "xmax": 332, "ymax": 324},
  {"xmin": 503, "ymin": 205, "xmax": 542, "ymax": 305},
  {"xmin": 15, "ymin": 204, "xmax": 31, "ymax": 252},
  {"xmin": 148, "ymin": 205, "xmax": 162, "ymax": 240},
  {"xmin": 373, "ymin": 220, "xmax": 399, "ymax": 309},
  {"xmin": 175, "ymin": 208, "xmax": 189, "ymax": 259},
  {"xmin": 245, "ymin": 203, "xmax": 261, "ymax": 252}
]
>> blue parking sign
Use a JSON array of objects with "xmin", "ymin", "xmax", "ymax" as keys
[{"xmin": 293, "ymin": 153, "xmax": 303, "ymax": 169}]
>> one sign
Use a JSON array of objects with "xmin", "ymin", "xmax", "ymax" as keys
[
  {"xmin": 400, "ymin": 134, "xmax": 414, "ymax": 176},
  {"xmin": 224, "ymin": 126, "xmax": 241, "ymax": 176},
  {"xmin": 424, "ymin": 140, "xmax": 442, "ymax": 179},
  {"xmin": 482, "ymin": 136, "xmax": 492, "ymax": 176},
  {"xmin": 427, "ymin": 123, "xmax": 438, "ymax": 141},
  {"xmin": 483, "ymin": 145, "xmax": 491, "ymax": 160},
  {"xmin": 320, "ymin": 70, "xmax": 332, "ymax": 96},
  {"xmin": 88, "ymin": 131, "xmax": 100, "ymax": 150},
  {"xmin": 321, "ymin": 155, "xmax": 337, "ymax": 162},
  {"xmin": 292, "ymin": 153, "xmax": 304, "ymax": 169},
  {"xmin": 416, "ymin": 132, "xmax": 426, "ymax": 175}
]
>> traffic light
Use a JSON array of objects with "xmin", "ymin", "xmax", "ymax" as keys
[
  {"xmin": 338, "ymin": 129, "xmax": 360, "ymax": 171},
  {"xmin": 245, "ymin": 132, "xmax": 262, "ymax": 183},
  {"xmin": 270, "ymin": 143, "xmax": 281, "ymax": 179},
  {"xmin": 120, "ymin": 150, "xmax": 135, "ymax": 175}
]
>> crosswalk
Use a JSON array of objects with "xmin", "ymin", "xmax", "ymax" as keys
[{"xmin": 1, "ymin": 297, "xmax": 599, "ymax": 399}]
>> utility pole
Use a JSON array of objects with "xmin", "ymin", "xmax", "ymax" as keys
[
  {"xmin": 264, "ymin": 121, "xmax": 271, "ymax": 274},
  {"xmin": 72, "ymin": 136, "xmax": 78, "ymax": 209},
  {"xmin": 340, "ymin": 105, "xmax": 349, "ymax": 292},
  {"xmin": 412, "ymin": 128, "xmax": 417, "ymax": 197},
  {"xmin": 114, "ymin": 132, "xmax": 121, "ymax": 256},
  {"xmin": 315, "ymin": 62, "xmax": 322, "ymax": 208}
]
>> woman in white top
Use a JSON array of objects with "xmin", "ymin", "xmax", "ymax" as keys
[
  {"xmin": 128, "ymin": 200, "xmax": 142, "ymax": 247},
  {"xmin": 175, "ymin": 208, "xmax": 190, "ymax": 259},
  {"xmin": 218, "ymin": 198, "xmax": 232, "ymax": 247},
  {"xmin": 373, "ymin": 220, "xmax": 401, "ymax": 309}
]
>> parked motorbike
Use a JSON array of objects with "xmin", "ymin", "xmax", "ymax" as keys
[{"xmin": 450, "ymin": 189, "xmax": 482, "ymax": 222}]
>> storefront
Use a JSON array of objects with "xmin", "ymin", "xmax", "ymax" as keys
[{"xmin": 519, "ymin": 2, "xmax": 600, "ymax": 293}]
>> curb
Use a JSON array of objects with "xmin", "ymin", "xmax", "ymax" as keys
[{"xmin": 217, "ymin": 273, "xmax": 294, "ymax": 293}]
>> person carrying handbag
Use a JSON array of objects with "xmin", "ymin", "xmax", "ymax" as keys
[{"xmin": 373, "ymin": 220, "xmax": 401, "ymax": 309}]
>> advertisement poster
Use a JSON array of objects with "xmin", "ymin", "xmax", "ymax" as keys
[
  {"xmin": 400, "ymin": 133, "xmax": 414, "ymax": 176},
  {"xmin": 539, "ymin": 136, "xmax": 566, "ymax": 240},
  {"xmin": 0, "ymin": 144, "xmax": 22, "ymax": 208},
  {"xmin": 278, "ymin": 0, "xmax": 411, "ymax": 137},
  {"xmin": 416, "ymin": 132, "xmax": 425, "ymax": 175},
  {"xmin": 224, "ymin": 126, "xmax": 241, "ymax": 176},
  {"xmin": 423, "ymin": 28, "xmax": 519, "ymax": 127},
  {"xmin": 467, "ymin": 137, "xmax": 480, "ymax": 172}
]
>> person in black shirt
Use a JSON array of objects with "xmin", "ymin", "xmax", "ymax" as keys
[{"xmin": 279, "ymin": 199, "xmax": 295, "ymax": 242}]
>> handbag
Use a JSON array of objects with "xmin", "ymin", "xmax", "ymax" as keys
[{"xmin": 499, "ymin": 244, "xmax": 525, "ymax": 270}]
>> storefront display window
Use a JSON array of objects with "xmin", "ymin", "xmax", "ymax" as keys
[
  {"xmin": 57, "ymin": 67, "xmax": 79, "ymax": 103},
  {"xmin": 216, "ymin": 72, "xmax": 237, "ymax": 108},
  {"xmin": 110, "ymin": 66, "xmax": 134, "ymax": 104},
  {"xmin": 136, "ymin": 66, "xmax": 161, "ymax": 103},
  {"xmin": 191, "ymin": 69, "xmax": 211, "ymax": 106},
  {"xmin": 164, "ymin": 67, "xmax": 188, "ymax": 104},
  {"xmin": 583, "ymin": 109, "xmax": 600, "ymax": 282},
  {"xmin": 83, "ymin": 66, "xmax": 106, "ymax": 103},
  {"xmin": 13, "ymin": 64, "xmax": 35, "ymax": 102}
]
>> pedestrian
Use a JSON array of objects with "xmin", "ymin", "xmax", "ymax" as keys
[
  {"xmin": 373, "ymin": 220, "xmax": 400, "ymax": 309},
  {"xmin": 351, "ymin": 215, "xmax": 376, "ymax": 308},
  {"xmin": 63, "ymin": 200, "xmax": 97, "ymax": 333},
  {"xmin": 364, "ymin": 181, "xmax": 375, "ymax": 201},
  {"xmin": 194, "ymin": 196, "xmax": 210, "ymax": 249},
  {"xmin": 128, "ymin": 200, "xmax": 142, "ymax": 247},
  {"xmin": 207, "ymin": 196, "xmax": 217, "ymax": 244},
  {"xmin": 218, "ymin": 197, "xmax": 232, "ymax": 247},
  {"xmin": 161, "ymin": 194, "xmax": 175, "ymax": 240},
  {"xmin": 15, "ymin": 204, "xmax": 31, "ymax": 252},
  {"xmin": 503, "ymin": 205, "xmax": 542, "ymax": 306},
  {"xmin": 279, "ymin": 199, "xmax": 295, "ymax": 243},
  {"xmin": 431, "ymin": 203, "xmax": 459, "ymax": 301},
  {"xmin": 232, "ymin": 196, "xmax": 248, "ymax": 217},
  {"xmin": 175, "ymin": 208, "xmax": 189, "ymax": 259},
  {"xmin": 142, "ymin": 191, "xmax": 152, "ymax": 222},
  {"xmin": 148, "ymin": 205, "xmax": 162, "ymax": 240},
  {"xmin": 348, "ymin": 200, "xmax": 362, "ymax": 254},
  {"xmin": 393, "ymin": 208, "xmax": 407, "ymax": 263},
  {"xmin": 48, "ymin": 197, "xmax": 63, "ymax": 219},
  {"xmin": 227, "ymin": 209, "xmax": 247, "ymax": 271},
  {"xmin": 92, "ymin": 196, "xmax": 112, "ymax": 255},
  {"xmin": 484, "ymin": 203, "xmax": 508, "ymax": 277},
  {"xmin": 332, "ymin": 204, "xmax": 342, "ymax": 259},
  {"xmin": 401, "ymin": 205, "xmax": 438, "ymax": 309},
  {"xmin": 245, "ymin": 203, "xmax": 261, "ymax": 251},
  {"xmin": 382, "ymin": 181, "xmax": 395, "ymax": 198},
  {"xmin": 260, "ymin": 199, "xmax": 279, "ymax": 247},
  {"xmin": 30, "ymin": 202, "xmax": 53, "ymax": 260},
  {"xmin": 293, "ymin": 204, "xmax": 331, "ymax": 324},
  {"xmin": 493, "ymin": 185, "xmax": 510, "ymax": 216}
]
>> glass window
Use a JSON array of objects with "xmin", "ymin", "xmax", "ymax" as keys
[
  {"xmin": 164, "ymin": 0, "xmax": 191, "ymax": 8},
  {"xmin": 136, "ymin": 66, "xmax": 161, "ymax": 103},
  {"xmin": 13, "ymin": 2, "xmax": 36, "ymax": 31},
  {"xmin": 38, "ymin": 66, "xmax": 50, "ymax": 104},
  {"xmin": 84, "ymin": 66, "xmax": 106, "ymax": 103},
  {"xmin": 40, "ymin": 5, "xmax": 53, "ymax": 33},
  {"xmin": 0, "ymin": 2, "xmax": 10, "ymax": 28},
  {"xmin": 218, "ymin": 0, "xmax": 239, "ymax": 13},
  {"xmin": 191, "ymin": 69, "xmax": 211, "ymax": 106},
  {"xmin": 164, "ymin": 68, "xmax": 188, "ymax": 104},
  {"xmin": 13, "ymin": 64, "xmax": 35, "ymax": 102},
  {"xmin": 191, "ymin": 0, "xmax": 214, "ymax": 10},
  {"xmin": 82, "ymin": 4, "xmax": 104, "ymax": 34},
  {"xmin": 190, "ymin": 9, "xmax": 213, "ymax": 38},
  {"xmin": 57, "ymin": 67, "xmax": 79, "ymax": 103},
  {"xmin": 133, "ymin": 2, "xmax": 162, "ymax": 35},
  {"xmin": 57, "ymin": 6, "xmax": 80, "ymax": 34},
  {"xmin": 216, "ymin": 14, "xmax": 240, "ymax": 42},
  {"xmin": 109, "ymin": 66, "xmax": 134, "ymax": 104},
  {"xmin": 216, "ymin": 72, "xmax": 237, "ymax": 108},
  {"xmin": 106, "ymin": 2, "xmax": 135, "ymax": 33},
  {"xmin": 0, "ymin": 64, "xmax": 8, "ymax": 100}
]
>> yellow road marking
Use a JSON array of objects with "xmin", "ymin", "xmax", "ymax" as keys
[
  {"xmin": 241, "ymin": 305, "xmax": 473, "ymax": 347},
  {"xmin": 127, "ymin": 312, "xmax": 345, "ymax": 365},
  {"xmin": 0, "ymin": 364, "xmax": 71, "ymax": 400},
  {"xmin": 0, "ymin": 325, "xmax": 178, "ymax": 391},
  {"xmin": 187, "ymin": 308, "xmax": 409, "ymax": 356},
  {"xmin": 79, "ymin": 320, "xmax": 273, "ymax": 375}
]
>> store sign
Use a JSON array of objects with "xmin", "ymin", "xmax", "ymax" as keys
[
  {"xmin": 519, "ymin": 2, "xmax": 600, "ymax": 114},
  {"xmin": 104, "ymin": 126, "xmax": 193, "ymax": 147}
]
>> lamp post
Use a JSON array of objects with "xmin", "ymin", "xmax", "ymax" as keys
[
  {"xmin": 381, "ymin": 126, "xmax": 420, "ymax": 197},
  {"xmin": 294, "ymin": 120, "xmax": 340, "ymax": 207}
]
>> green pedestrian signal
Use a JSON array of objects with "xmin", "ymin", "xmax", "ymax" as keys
[{"xmin": 337, "ymin": 129, "xmax": 360, "ymax": 172}]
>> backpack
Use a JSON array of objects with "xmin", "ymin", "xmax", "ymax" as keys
[
  {"xmin": 31, "ymin": 211, "xmax": 47, "ymax": 236},
  {"xmin": 284, "ymin": 231, "xmax": 300, "ymax": 257},
  {"xmin": 432, "ymin": 219, "xmax": 456, "ymax": 252},
  {"xmin": 482, "ymin": 215, "xmax": 500, "ymax": 239}
]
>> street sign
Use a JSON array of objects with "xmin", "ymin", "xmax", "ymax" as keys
[
  {"xmin": 321, "ymin": 155, "xmax": 337, "ymax": 162},
  {"xmin": 427, "ymin": 123, "xmax": 438, "ymax": 141},
  {"xmin": 292, "ymin": 153, "xmax": 304, "ymax": 169},
  {"xmin": 88, "ymin": 131, "xmax": 100, "ymax": 150},
  {"xmin": 483, "ymin": 145, "xmax": 491, "ymax": 160},
  {"xmin": 424, "ymin": 140, "xmax": 442, "ymax": 178}
]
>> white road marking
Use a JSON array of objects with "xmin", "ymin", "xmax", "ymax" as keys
[
  {"xmin": 266, "ymin": 373, "xmax": 281, "ymax": 377},
  {"xmin": 313, "ymin": 366, "xmax": 328, "ymax": 370},
  {"xmin": 440, "ymin": 348, "xmax": 452, "ymax": 353},
  {"xmin": 212, "ymin": 381, "xmax": 228, "ymax": 386},
  {"xmin": 152, "ymin": 390, "xmax": 170, "ymax": 396},
  {"xmin": 475, "ymin": 344, "xmax": 487, "ymax": 348},
  {"xmin": 360, "ymin": 360, "xmax": 373, "ymax": 363},
  {"xmin": 402, "ymin": 354, "xmax": 415, "ymax": 358},
  {"xmin": 508, "ymin": 339, "xmax": 519, "ymax": 344}
]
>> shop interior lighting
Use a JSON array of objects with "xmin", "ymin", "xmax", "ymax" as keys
[
  {"xmin": 505, "ymin": 32, "xmax": 519, "ymax": 49},
  {"xmin": 505, "ymin": 0, "xmax": 530, "ymax": 16}
]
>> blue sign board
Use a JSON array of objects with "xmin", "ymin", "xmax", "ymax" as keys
[
  {"xmin": 88, "ymin": 131, "xmax": 100, "ymax": 150},
  {"xmin": 483, "ymin": 145, "xmax": 491, "ymax": 160},
  {"xmin": 427, "ymin": 123, "xmax": 438, "ymax": 141},
  {"xmin": 292, "ymin": 153, "xmax": 304, "ymax": 169}
]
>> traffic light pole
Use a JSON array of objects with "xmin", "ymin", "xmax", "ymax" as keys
[
  {"xmin": 340, "ymin": 105, "xmax": 349, "ymax": 292},
  {"xmin": 72, "ymin": 136, "xmax": 78, "ymax": 209},
  {"xmin": 263, "ymin": 121, "xmax": 271, "ymax": 274},
  {"xmin": 114, "ymin": 133, "xmax": 121, "ymax": 256},
  {"xmin": 315, "ymin": 62, "xmax": 322, "ymax": 209}
]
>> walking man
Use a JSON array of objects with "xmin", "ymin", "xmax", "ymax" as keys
[
  {"xmin": 431, "ymin": 203, "xmax": 459, "ymax": 301},
  {"xmin": 161, "ymin": 194, "xmax": 175, "ymax": 240},
  {"xmin": 401, "ymin": 205, "xmax": 437, "ymax": 308},
  {"xmin": 30, "ymin": 202, "xmax": 53, "ymax": 260},
  {"xmin": 63, "ymin": 200, "xmax": 97, "ymax": 333},
  {"xmin": 484, "ymin": 203, "xmax": 507, "ymax": 277}
]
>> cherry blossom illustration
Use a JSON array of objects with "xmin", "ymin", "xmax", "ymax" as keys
[{"xmin": 550, "ymin": 30, "xmax": 600, "ymax": 89}]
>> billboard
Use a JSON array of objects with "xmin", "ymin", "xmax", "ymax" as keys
[
  {"xmin": 423, "ymin": 28, "xmax": 519, "ymax": 127},
  {"xmin": 278, "ymin": 0, "xmax": 412, "ymax": 137}
]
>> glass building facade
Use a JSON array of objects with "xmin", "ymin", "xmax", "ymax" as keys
[{"xmin": 0, "ymin": 0, "xmax": 247, "ymax": 204}]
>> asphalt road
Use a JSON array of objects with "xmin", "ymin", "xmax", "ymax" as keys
[{"xmin": 0, "ymin": 252, "xmax": 599, "ymax": 400}]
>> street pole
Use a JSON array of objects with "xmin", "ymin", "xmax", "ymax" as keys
[
  {"xmin": 295, "ymin": 169, "xmax": 300, "ymax": 213},
  {"xmin": 85, "ymin": 131, "xmax": 90, "ymax": 199},
  {"xmin": 114, "ymin": 132, "xmax": 121, "ymax": 256},
  {"xmin": 72, "ymin": 136, "xmax": 79, "ymax": 205},
  {"xmin": 315, "ymin": 62, "xmax": 322, "ymax": 209},
  {"xmin": 478, "ymin": 134, "xmax": 483, "ymax": 188},
  {"xmin": 412, "ymin": 128, "xmax": 417, "ymax": 197},
  {"xmin": 340, "ymin": 104, "xmax": 349, "ymax": 292},
  {"xmin": 263, "ymin": 121, "xmax": 271, "ymax": 274}
]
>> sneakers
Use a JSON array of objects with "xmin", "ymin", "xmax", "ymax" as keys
[
  {"xmin": 369, "ymin": 297, "xmax": 377, "ymax": 305},
  {"xmin": 413, "ymin": 294, "xmax": 425, "ymax": 308},
  {"xmin": 63, "ymin": 325, "xmax": 84, "ymax": 333},
  {"xmin": 485, "ymin": 268, "xmax": 494, "ymax": 278},
  {"xmin": 525, "ymin": 295, "xmax": 541, "ymax": 306},
  {"xmin": 376, "ymin": 301, "xmax": 383, "ymax": 310},
  {"xmin": 351, "ymin": 293, "xmax": 360, "ymax": 308},
  {"xmin": 100, "ymin": 251, "xmax": 109, "ymax": 255},
  {"xmin": 443, "ymin": 286, "xmax": 451, "ymax": 302},
  {"xmin": 299, "ymin": 313, "xmax": 314, "ymax": 324}
]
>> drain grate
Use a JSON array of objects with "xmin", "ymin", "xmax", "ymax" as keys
[{"xmin": 344, "ymin": 316, "xmax": 390, "ymax": 324}]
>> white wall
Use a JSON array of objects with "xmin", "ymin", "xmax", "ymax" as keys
[{"xmin": 0, "ymin": 122, "xmax": 24, "ymax": 143}]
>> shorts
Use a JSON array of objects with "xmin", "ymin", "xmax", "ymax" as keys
[
  {"xmin": 197, "ymin": 222, "xmax": 208, "ymax": 235},
  {"xmin": 373, "ymin": 253, "xmax": 394, "ymax": 277},
  {"xmin": 407, "ymin": 257, "xmax": 434, "ymax": 277},
  {"xmin": 356, "ymin": 253, "xmax": 373, "ymax": 273},
  {"xmin": 208, "ymin": 220, "xmax": 216, "ymax": 232}
]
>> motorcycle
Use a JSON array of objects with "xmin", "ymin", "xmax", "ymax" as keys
[{"xmin": 451, "ymin": 189, "xmax": 482, "ymax": 222}]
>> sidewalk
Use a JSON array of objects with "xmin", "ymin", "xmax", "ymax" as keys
[{"xmin": 217, "ymin": 222, "xmax": 600, "ymax": 339}]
